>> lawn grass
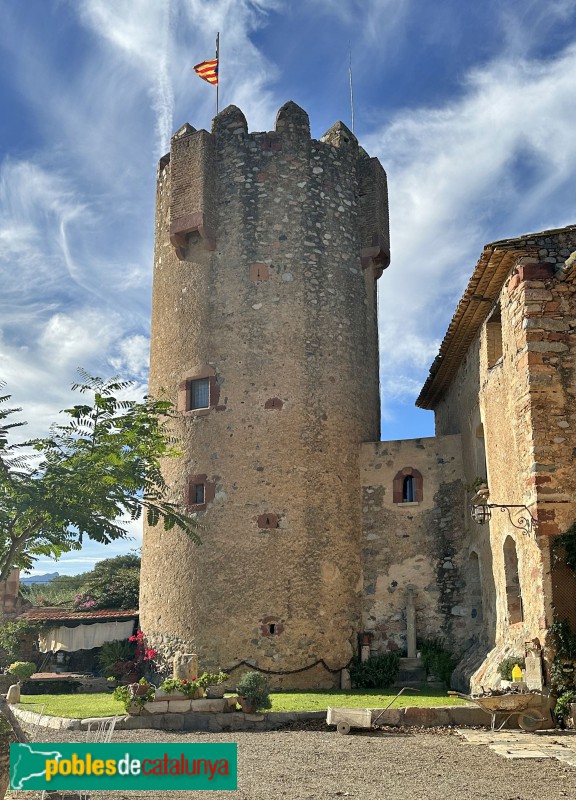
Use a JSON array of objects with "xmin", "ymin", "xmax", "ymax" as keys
[
  {"xmin": 18, "ymin": 693, "xmax": 122, "ymax": 719},
  {"xmin": 268, "ymin": 689, "xmax": 467, "ymax": 712},
  {"xmin": 18, "ymin": 688, "xmax": 466, "ymax": 718}
]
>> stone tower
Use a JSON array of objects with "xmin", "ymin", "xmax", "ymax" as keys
[{"xmin": 139, "ymin": 102, "xmax": 390, "ymax": 688}]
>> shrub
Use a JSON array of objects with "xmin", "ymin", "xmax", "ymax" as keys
[
  {"xmin": 0, "ymin": 620, "xmax": 37, "ymax": 664},
  {"xmin": 420, "ymin": 639, "xmax": 457, "ymax": 686},
  {"xmin": 349, "ymin": 653, "xmax": 400, "ymax": 689},
  {"xmin": 159, "ymin": 678, "xmax": 200, "ymax": 698},
  {"xmin": 554, "ymin": 690, "xmax": 576, "ymax": 725},
  {"xmin": 97, "ymin": 640, "xmax": 136, "ymax": 677},
  {"xmin": 497, "ymin": 656, "xmax": 526, "ymax": 681},
  {"xmin": 7, "ymin": 661, "xmax": 36, "ymax": 680},
  {"xmin": 236, "ymin": 672, "xmax": 272, "ymax": 711},
  {"xmin": 197, "ymin": 671, "xmax": 228, "ymax": 688}
]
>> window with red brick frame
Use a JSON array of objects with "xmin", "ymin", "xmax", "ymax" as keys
[
  {"xmin": 185, "ymin": 474, "xmax": 216, "ymax": 512},
  {"xmin": 392, "ymin": 468, "xmax": 423, "ymax": 503},
  {"xmin": 177, "ymin": 366, "xmax": 221, "ymax": 415}
]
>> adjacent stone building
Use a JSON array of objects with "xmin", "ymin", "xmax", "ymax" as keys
[
  {"xmin": 139, "ymin": 100, "xmax": 576, "ymax": 690},
  {"xmin": 417, "ymin": 226, "xmax": 576, "ymax": 689}
]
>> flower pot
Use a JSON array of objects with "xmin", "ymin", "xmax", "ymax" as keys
[
  {"xmin": 238, "ymin": 695, "xmax": 257, "ymax": 713},
  {"xmin": 205, "ymin": 685, "xmax": 225, "ymax": 699},
  {"xmin": 131, "ymin": 682, "xmax": 151, "ymax": 698}
]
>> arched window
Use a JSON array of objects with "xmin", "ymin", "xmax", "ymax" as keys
[
  {"xmin": 503, "ymin": 536, "xmax": 523, "ymax": 624},
  {"xmin": 402, "ymin": 476, "xmax": 415, "ymax": 502},
  {"xmin": 393, "ymin": 468, "xmax": 423, "ymax": 503}
]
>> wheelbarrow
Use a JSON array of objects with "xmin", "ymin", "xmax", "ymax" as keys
[
  {"xmin": 448, "ymin": 690, "xmax": 553, "ymax": 732},
  {"xmin": 327, "ymin": 687, "xmax": 419, "ymax": 735}
]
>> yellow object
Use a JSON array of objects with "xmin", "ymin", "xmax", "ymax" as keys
[{"xmin": 511, "ymin": 663, "xmax": 523, "ymax": 681}]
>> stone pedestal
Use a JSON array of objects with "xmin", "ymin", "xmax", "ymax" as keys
[
  {"xmin": 173, "ymin": 653, "xmax": 198, "ymax": 682},
  {"xmin": 6, "ymin": 683, "xmax": 20, "ymax": 704},
  {"xmin": 406, "ymin": 588, "xmax": 416, "ymax": 659}
]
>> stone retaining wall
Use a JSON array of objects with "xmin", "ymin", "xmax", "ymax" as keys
[{"xmin": 11, "ymin": 704, "xmax": 492, "ymax": 732}]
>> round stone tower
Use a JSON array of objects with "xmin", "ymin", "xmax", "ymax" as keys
[{"xmin": 139, "ymin": 102, "xmax": 390, "ymax": 688}]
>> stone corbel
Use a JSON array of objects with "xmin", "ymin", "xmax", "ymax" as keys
[
  {"xmin": 360, "ymin": 234, "xmax": 390, "ymax": 279},
  {"xmin": 170, "ymin": 212, "xmax": 216, "ymax": 260}
]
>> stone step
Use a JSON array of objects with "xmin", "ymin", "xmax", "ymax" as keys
[
  {"xmin": 397, "ymin": 657, "xmax": 427, "ymax": 685},
  {"xmin": 399, "ymin": 657, "xmax": 423, "ymax": 670}
]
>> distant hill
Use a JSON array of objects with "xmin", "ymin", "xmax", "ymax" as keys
[{"xmin": 20, "ymin": 572, "xmax": 60, "ymax": 585}]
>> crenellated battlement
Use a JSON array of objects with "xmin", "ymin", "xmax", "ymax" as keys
[{"xmin": 158, "ymin": 102, "xmax": 389, "ymax": 271}]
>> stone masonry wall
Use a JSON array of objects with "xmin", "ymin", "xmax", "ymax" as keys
[
  {"xmin": 435, "ymin": 227, "xmax": 576, "ymax": 688},
  {"xmin": 140, "ymin": 103, "xmax": 389, "ymax": 688},
  {"xmin": 359, "ymin": 437, "xmax": 478, "ymax": 657}
]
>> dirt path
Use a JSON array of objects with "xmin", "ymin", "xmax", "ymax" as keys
[{"xmin": 8, "ymin": 724, "xmax": 574, "ymax": 800}]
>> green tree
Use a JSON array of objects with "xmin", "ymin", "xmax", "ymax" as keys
[
  {"xmin": 0, "ymin": 373, "xmax": 199, "ymax": 583},
  {"xmin": 74, "ymin": 553, "xmax": 141, "ymax": 610}
]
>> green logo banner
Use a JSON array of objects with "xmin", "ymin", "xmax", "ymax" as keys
[{"xmin": 10, "ymin": 742, "xmax": 237, "ymax": 791}]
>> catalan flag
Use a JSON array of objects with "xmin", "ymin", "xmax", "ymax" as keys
[{"xmin": 194, "ymin": 58, "xmax": 218, "ymax": 85}]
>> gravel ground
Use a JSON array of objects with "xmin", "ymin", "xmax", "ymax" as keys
[{"xmin": 9, "ymin": 723, "xmax": 576, "ymax": 800}]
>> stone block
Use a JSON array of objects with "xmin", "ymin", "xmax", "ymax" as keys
[
  {"xmin": 370, "ymin": 708, "xmax": 402, "ymax": 727},
  {"xmin": 182, "ymin": 713, "xmax": 213, "ymax": 732},
  {"xmin": 152, "ymin": 714, "xmax": 184, "ymax": 730},
  {"xmin": 168, "ymin": 699, "xmax": 192, "ymax": 713},
  {"xmin": 144, "ymin": 701, "xmax": 169, "ymax": 714},
  {"xmin": 190, "ymin": 698, "xmax": 229, "ymax": 713},
  {"xmin": 155, "ymin": 690, "xmax": 187, "ymax": 701},
  {"xmin": 6, "ymin": 683, "xmax": 20, "ymax": 704},
  {"xmin": 401, "ymin": 706, "xmax": 451, "ymax": 727},
  {"xmin": 446, "ymin": 705, "xmax": 489, "ymax": 727},
  {"xmin": 116, "ymin": 714, "xmax": 154, "ymax": 730},
  {"xmin": 173, "ymin": 652, "xmax": 198, "ymax": 682}
]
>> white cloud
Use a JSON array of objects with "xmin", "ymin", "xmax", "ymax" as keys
[
  {"xmin": 108, "ymin": 334, "xmax": 150, "ymax": 379},
  {"xmin": 366, "ymin": 43, "xmax": 576, "ymax": 409},
  {"xmin": 79, "ymin": 0, "xmax": 176, "ymax": 153}
]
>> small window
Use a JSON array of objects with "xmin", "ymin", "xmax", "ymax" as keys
[
  {"xmin": 393, "ymin": 468, "xmax": 423, "ymax": 503},
  {"xmin": 190, "ymin": 378, "xmax": 209, "ymax": 410},
  {"xmin": 193, "ymin": 484, "xmax": 205, "ymax": 504},
  {"xmin": 402, "ymin": 476, "xmax": 415, "ymax": 503}
]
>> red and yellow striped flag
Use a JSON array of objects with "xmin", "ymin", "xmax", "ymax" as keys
[{"xmin": 193, "ymin": 58, "xmax": 218, "ymax": 85}]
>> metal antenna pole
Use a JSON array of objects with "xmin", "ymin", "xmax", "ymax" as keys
[
  {"xmin": 216, "ymin": 32, "xmax": 220, "ymax": 115},
  {"xmin": 349, "ymin": 46, "xmax": 355, "ymax": 133}
]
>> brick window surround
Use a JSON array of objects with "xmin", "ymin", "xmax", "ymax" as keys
[
  {"xmin": 393, "ymin": 468, "xmax": 423, "ymax": 504},
  {"xmin": 260, "ymin": 616, "xmax": 285, "ymax": 637},
  {"xmin": 177, "ymin": 366, "xmax": 221, "ymax": 416},
  {"xmin": 257, "ymin": 513, "xmax": 279, "ymax": 529},
  {"xmin": 185, "ymin": 474, "xmax": 215, "ymax": 512}
]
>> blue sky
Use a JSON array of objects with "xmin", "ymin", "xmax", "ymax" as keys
[{"xmin": 1, "ymin": 0, "xmax": 575, "ymax": 575}]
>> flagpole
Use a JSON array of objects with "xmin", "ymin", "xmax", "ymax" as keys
[
  {"xmin": 216, "ymin": 32, "xmax": 220, "ymax": 115},
  {"xmin": 349, "ymin": 45, "xmax": 355, "ymax": 134}
]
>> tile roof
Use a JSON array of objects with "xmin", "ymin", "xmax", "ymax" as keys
[
  {"xmin": 416, "ymin": 224, "xmax": 576, "ymax": 410},
  {"xmin": 19, "ymin": 607, "xmax": 138, "ymax": 622}
]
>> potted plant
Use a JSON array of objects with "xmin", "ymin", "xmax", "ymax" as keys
[
  {"xmin": 197, "ymin": 671, "xmax": 228, "ymax": 699},
  {"xmin": 113, "ymin": 679, "xmax": 155, "ymax": 713},
  {"xmin": 236, "ymin": 671, "xmax": 271, "ymax": 713},
  {"xmin": 131, "ymin": 677, "xmax": 153, "ymax": 697},
  {"xmin": 158, "ymin": 677, "xmax": 202, "ymax": 700}
]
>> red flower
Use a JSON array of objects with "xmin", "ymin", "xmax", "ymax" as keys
[{"xmin": 182, "ymin": 680, "xmax": 188, "ymax": 684}]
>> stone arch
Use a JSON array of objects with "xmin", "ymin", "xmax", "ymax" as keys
[
  {"xmin": 503, "ymin": 536, "xmax": 523, "ymax": 624},
  {"xmin": 393, "ymin": 467, "xmax": 423, "ymax": 503},
  {"xmin": 467, "ymin": 550, "xmax": 483, "ymax": 624}
]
